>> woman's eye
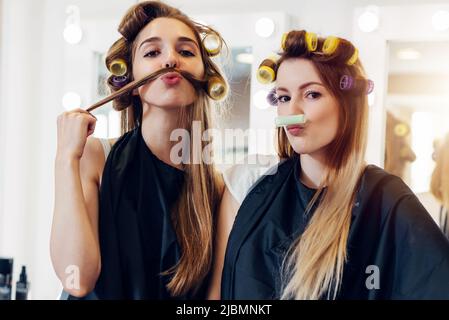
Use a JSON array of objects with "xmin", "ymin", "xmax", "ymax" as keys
[
  {"xmin": 305, "ymin": 91, "xmax": 322, "ymax": 99},
  {"xmin": 180, "ymin": 50, "xmax": 195, "ymax": 57},
  {"xmin": 144, "ymin": 50, "xmax": 160, "ymax": 58},
  {"xmin": 278, "ymin": 95, "xmax": 291, "ymax": 103}
]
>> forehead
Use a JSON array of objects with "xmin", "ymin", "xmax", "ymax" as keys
[
  {"xmin": 276, "ymin": 58, "xmax": 321, "ymax": 87},
  {"xmin": 135, "ymin": 17, "xmax": 198, "ymax": 45}
]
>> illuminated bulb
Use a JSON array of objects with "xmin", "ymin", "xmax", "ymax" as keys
[
  {"xmin": 63, "ymin": 24, "xmax": 82, "ymax": 45},
  {"xmin": 358, "ymin": 9, "xmax": 379, "ymax": 33},
  {"xmin": 432, "ymin": 10, "xmax": 449, "ymax": 31},
  {"xmin": 255, "ymin": 17, "xmax": 275, "ymax": 38},
  {"xmin": 254, "ymin": 90, "xmax": 270, "ymax": 110},
  {"xmin": 62, "ymin": 92, "xmax": 81, "ymax": 110}
]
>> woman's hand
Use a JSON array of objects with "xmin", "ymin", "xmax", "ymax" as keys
[{"xmin": 56, "ymin": 109, "xmax": 97, "ymax": 160}]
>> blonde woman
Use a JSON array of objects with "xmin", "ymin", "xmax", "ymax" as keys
[
  {"xmin": 208, "ymin": 30, "xmax": 449, "ymax": 300},
  {"xmin": 430, "ymin": 133, "xmax": 449, "ymax": 237},
  {"xmin": 51, "ymin": 1, "xmax": 227, "ymax": 299}
]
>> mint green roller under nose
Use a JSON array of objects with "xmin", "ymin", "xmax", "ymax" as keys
[{"xmin": 275, "ymin": 115, "xmax": 306, "ymax": 127}]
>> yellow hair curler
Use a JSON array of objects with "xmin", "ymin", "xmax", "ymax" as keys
[
  {"xmin": 281, "ymin": 32, "xmax": 289, "ymax": 51},
  {"xmin": 305, "ymin": 32, "xmax": 318, "ymax": 52},
  {"xmin": 257, "ymin": 57, "xmax": 277, "ymax": 84},
  {"xmin": 109, "ymin": 59, "xmax": 128, "ymax": 77},
  {"xmin": 202, "ymin": 33, "xmax": 222, "ymax": 57},
  {"xmin": 207, "ymin": 76, "xmax": 228, "ymax": 101},
  {"xmin": 322, "ymin": 36, "xmax": 340, "ymax": 55},
  {"xmin": 347, "ymin": 47, "xmax": 359, "ymax": 65},
  {"xmin": 394, "ymin": 123, "xmax": 409, "ymax": 137}
]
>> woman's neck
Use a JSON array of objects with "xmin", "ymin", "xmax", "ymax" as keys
[
  {"xmin": 141, "ymin": 104, "xmax": 183, "ymax": 169},
  {"xmin": 299, "ymin": 151, "xmax": 327, "ymax": 189}
]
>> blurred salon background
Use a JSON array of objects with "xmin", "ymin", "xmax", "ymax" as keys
[{"xmin": 0, "ymin": 0, "xmax": 448, "ymax": 299}]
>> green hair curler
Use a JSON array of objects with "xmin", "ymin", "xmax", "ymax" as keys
[{"xmin": 275, "ymin": 115, "xmax": 306, "ymax": 127}]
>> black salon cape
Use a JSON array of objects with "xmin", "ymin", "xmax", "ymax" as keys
[
  {"xmin": 68, "ymin": 125, "xmax": 202, "ymax": 300},
  {"xmin": 221, "ymin": 154, "xmax": 449, "ymax": 300}
]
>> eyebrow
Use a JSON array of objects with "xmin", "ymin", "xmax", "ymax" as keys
[
  {"xmin": 137, "ymin": 36, "xmax": 200, "ymax": 51},
  {"xmin": 276, "ymin": 81, "xmax": 324, "ymax": 92}
]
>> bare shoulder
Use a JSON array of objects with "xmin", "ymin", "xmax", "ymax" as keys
[
  {"xmin": 219, "ymin": 183, "xmax": 240, "ymax": 222},
  {"xmin": 222, "ymin": 154, "xmax": 280, "ymax": 205}
]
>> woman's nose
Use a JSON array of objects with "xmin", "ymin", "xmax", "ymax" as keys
[
  {"xmin": 165, "ymin": 61, "xmax": 177, "ymax": 68},
  {"xmin": 163, "ymin": 50, "xmax": 178, "ymax": 69},
  {"xmin": 288, "ymin": 97, "xmax": 304, "ymax": 114}
]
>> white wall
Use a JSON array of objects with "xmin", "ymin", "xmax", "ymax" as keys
[{"xmin": 0, "ymin": 0, "xmax": 67, "ymax": 300}]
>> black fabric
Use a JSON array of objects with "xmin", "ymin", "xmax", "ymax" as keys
[
  {"xmin": 221, "ymin": 154, "xmax": 449, "ymax": 299},
  {"xmin": 70, "ymin": 125, "xmax": 197, "ymax": 300}
]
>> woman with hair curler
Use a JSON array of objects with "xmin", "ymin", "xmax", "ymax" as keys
[
  {"xmin": 208, "ymin": 30, "xmax": 449, "ymax": 300},
  {"xmin": 51, "ymin": 1, "xmax": 228, "ymax": 299}
]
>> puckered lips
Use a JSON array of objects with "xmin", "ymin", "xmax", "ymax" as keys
[
  {"xmin": 286, "ymin": 124, "xmax": 306, "ymax": 136},
  {"xmin": 161, "ymin": 72, "xmax": 182, "ymax": 85}
]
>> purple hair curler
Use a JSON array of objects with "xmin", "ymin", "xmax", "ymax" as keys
[
  {"xmin": 366, "ymin": 79, "xmax": 374, "ymax": 94},
  {"xmin": 340, "ymin": 75, "xmax": 354, "ymax": 90},
  {"xmin": 111, "ymin": 75, "xmax": 128, "ymax": 87},
  {"xmin": 266, "ymin": 88, "xmax": 278, "ymax": 106}
]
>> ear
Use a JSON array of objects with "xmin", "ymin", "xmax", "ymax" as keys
[{"xmin": 132, "ymin": 88, "xmax": 139, "ymax": 96}]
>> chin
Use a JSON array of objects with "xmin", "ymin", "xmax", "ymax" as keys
[
  {"xmin": 289, "ymin": 140, "xmax": 331, "ymax": 157},
  {"xmin": 151, "ymin": 101, "xmax": 191, "ymax": 110},
  {"xmin": 287, "ymin": 137, "xmax": 312, "ymax": 155},
  {"xmin": 164, "ymin": 97, "xmax": 195, "ymax": 108},
  {"xmin": 290, "ymin": 145, "xmax": 309, "ymax": 155},
  {"xmin": 143, "ymin": 95, "xmax": 195, "ymax": 109}
]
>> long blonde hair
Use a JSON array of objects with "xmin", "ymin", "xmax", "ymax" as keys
[
  {"xmin": 276, "ymin": 31, "xmax": 369, "ymax": 299},
  {"xmin": 431, "ymin": 133, "xmax": 449, "ymax": 210},
  {"xmin": 104, "ymin": 1, "xmax": 226, "ymax": 296}
]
